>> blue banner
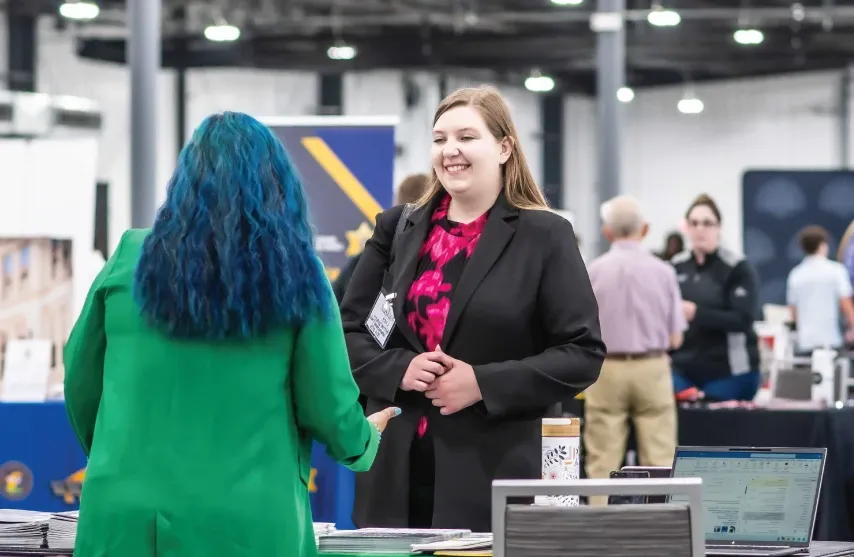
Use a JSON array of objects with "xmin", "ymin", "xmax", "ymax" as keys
[
  {"xmin": 742, "ymin": 170, "xmax": 854, "ymax": 306},
  {"xmin": 265, "ymin": 116, "xmax": 396, "ymax": 284},
  {"xmin": 265, "ymin": 116, "xmax": 397, "ymax": 529},
  {"xmin": 0, "ymin": 402, "xmax": 86, "ymax": 512}
]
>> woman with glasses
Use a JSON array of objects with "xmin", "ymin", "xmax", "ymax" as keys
[{"xmin": 669, "ymin": 194, "xmax": 761, "ymax": 401}]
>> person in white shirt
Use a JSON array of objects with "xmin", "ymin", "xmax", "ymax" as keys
[{"xmin": 787, "ymin": 226, "xmax": 854, "ymax": 353}]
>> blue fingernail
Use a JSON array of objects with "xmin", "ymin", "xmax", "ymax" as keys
[{"xmin": 394, "ymin": 408, "xmax": 402, "ymax": 416}]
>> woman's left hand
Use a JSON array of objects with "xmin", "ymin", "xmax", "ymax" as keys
[
  {"xmin": 425, "ymin": 348, "xmax": 482, "ymax": 415},
  {"xmin": 682, "ymin": 300, "xmax": 697, "ymax": 322}
]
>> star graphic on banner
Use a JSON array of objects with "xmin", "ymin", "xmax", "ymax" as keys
[
  {"xmin": 308, "ymin": 468, "xmax": 318, "ymax": 493},
  {"xmin": 345, "ymin": 222, "xmax": 374, "ymax": 257},
  {"xmin": 325, "ymin": 267, "xmax": 341, "ymax": 282}
]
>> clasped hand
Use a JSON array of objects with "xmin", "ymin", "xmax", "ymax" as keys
[{"xmin": 400, "ymin": 346, "xmax": 482, "ymax": 415}]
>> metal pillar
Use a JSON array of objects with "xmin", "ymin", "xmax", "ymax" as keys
[
  {"xmin": 541, "ymin": 93, "xmax": 564, "ymax": 209},
  {"xmin": 841, "ymin": 65, "xmax": 852, "ymax": 169},
  {"xmin": 175, "ymin": 7, "xmax": 188, "ymax": 156},
  {"xmin": 7, "ymin": 1, "xmax": 37, "ymax": 92},
  {"xmin": 593, "ymin": 0, "xmax": 626, "ymax": 255},
  {"xmin": 318, "ymin": 73, "xmax": 344, "ymax": 115},
  {"xmin": 176, "ymin": 67, "xmax": 187, "ymax": 155},
  {"xmin": 128, "ymin": 0, "xmax": 161, "ymax": 228}
]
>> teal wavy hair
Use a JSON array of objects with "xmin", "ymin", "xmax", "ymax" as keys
[{"xmin": 133, "ymin": 111, "xmax": 331, "ymax": 340}]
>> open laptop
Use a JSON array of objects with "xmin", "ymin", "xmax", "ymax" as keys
[{"xmin": 669, "ymin": 446, "xmax": 827, "ymax": 557}]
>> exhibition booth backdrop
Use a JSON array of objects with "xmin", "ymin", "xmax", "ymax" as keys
[{"xmin": 743, "ymin": 170, "xmax": 854, "ymax": 307}]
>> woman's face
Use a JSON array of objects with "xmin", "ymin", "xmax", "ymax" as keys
[
  {"xmin": 431, "ymin": 106, "xmax": 511, "ymax": 200},
  {"xmin": 686, "ymin": 204, "xmax": 720, "ymax": 253}
]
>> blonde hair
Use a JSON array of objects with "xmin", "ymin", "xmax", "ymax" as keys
[{"xmin": 417, "ymin": 85, "xmax": 550, "ymax": 211}]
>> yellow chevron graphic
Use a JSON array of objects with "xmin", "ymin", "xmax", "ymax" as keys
[{"xmin": 301, "ymin": 137, "xmax": 384, "ymax": 225}]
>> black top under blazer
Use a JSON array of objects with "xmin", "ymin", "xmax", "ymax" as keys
[{"xmin": 340, "ymin": 193, "xmax": 606, "ymax": 532}]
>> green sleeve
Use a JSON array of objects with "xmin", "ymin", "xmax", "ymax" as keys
[
  {"xmin": 292, "ymin": 284, "xmax": 379, "ymax": 472},
  {"xmin": 63, "ymin": 233, "xmax": 126, "ymax": 456}
]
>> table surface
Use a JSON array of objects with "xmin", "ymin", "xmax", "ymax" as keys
[
  {"xmin": 314, "ymin": 541, "xmax": 854, "ymax": 557},
  {"xmin": 319, "ymin": 554, "xmax": 410, "ymax": 557}
]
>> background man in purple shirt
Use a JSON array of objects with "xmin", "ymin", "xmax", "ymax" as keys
[{"xmin": 584, "ymin": 195, "xmax": 687, "ymax": 505}]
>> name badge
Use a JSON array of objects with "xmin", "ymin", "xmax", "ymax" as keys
[{"xmin": 365, "ymin": 290, "xmax": 396, "ymax": 348}]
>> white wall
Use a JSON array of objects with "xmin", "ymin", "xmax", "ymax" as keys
[
  {"xmin": 565, "ymin": 70, "xmax": 849, "ymax": 256},
  {"xmin": 1, "ymin": 20, "xmax": 319, "ymax": 253},
  {"xmin": 36, "ymin": 23, "xmax": 177, "ymax": 253},
  {"xmin": 0, "ymin": 138, "xmax": 97, "ymax": 319},
  {"xmin": 343, "ymin": 70, "xmax": 441, "ymax": 189}
]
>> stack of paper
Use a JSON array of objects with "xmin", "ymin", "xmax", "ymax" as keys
[
  {"xmin": 0, "ymin": 509, "xmax": 50, "ymax": 549},
  {"xmin": 313, "ymin": 522, "xmax": 336, "ymax": 545},
  {"xmin": 318, "ymin": 528, "xmax": 469, "ymax": 555},
  {"xmin": 47, "ymin": 511, "xmax": 78, "ymax": 549},
  {"xmin": 411, "ymin": 532, "xmax": 493, "ymax": 554}
]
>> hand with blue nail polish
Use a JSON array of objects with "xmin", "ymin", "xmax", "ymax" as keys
[{"xmin": 367, "ymin": 406, "xmax": 402, "ymax": 434}]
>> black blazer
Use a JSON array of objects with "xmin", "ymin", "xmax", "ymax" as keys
[{"xmin": 340, "ymin": 194, "xmax": 605, "ymax": 532}]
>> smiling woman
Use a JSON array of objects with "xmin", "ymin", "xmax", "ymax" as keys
[
  {"xmin": 340, "ymin": 85, "xmax": 606, "ymax": 532},
  {"xmin": 421, "ymin": 86, "xmax": 550, "ymax": 222}
]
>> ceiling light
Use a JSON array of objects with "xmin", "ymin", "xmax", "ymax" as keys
[
  {"xmin": 58, "ymin": 1, "xmax": 100, "ymax": 20},
  {"xmin": 617, "ymin": 87, "xmax": 635, "ymax": 102},
  {"xmin": 525, "ymin": 75, "xmax": 555, "ymax": 93},
  {"xmin": 551, "ymin": 0, "xmax": 584, "ymax": 5},
  {"xmin": 678, "ymin": 97, "xmax": 704, "ymax": 114},
  {"xmin": 733, "ymin": 28, "xmax": 764, "ymax": 45},
  {"xmin": 204, "ymin": 24, "xmax": 240, "ymax": 42},
  {"xmin": 328, "ymin": 43, "xmax": 357, "ymax": 60},
  {"xmin": 647, "ymin": 8, "xmax": 681, "ymax": 26}
]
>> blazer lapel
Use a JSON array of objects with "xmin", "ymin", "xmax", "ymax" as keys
[
  {"xmin": 390, "ymin": 198, "xmax": 441, "ymax": 353},
  {"xmin": 440, "ymin": 198, "xmax": 518, "ymax": 348}
]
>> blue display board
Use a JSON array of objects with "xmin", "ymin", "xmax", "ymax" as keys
[
  {"xmin": 742, "ymin": 170, "xmax": 854, "ymax": 306},
  {"xmin": 0, "ymin": 402, "xmax": 86, "ymax": 512},
  {"xmin": 265, "ymin": 116, "xmax": 397, "ymax": 529},
  {"xmin": 265, "ymin": 116, "xmax": 397, "ymax": 284}
]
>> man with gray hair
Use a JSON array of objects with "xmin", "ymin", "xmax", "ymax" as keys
[{"xmin": 583, "ymin": 195, "xmax": 685, "ymax": 504}]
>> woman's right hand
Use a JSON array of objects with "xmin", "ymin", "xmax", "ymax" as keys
[
  {"xmin": 368, "ymin": 407, "xmax": 402, "ymax": 433},
  {"xmin": 400, "ymin": 350, "xmax": 453, "ymax": 392}
]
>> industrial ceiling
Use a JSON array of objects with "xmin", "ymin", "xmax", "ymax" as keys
[{"xmin": 7, "ymin": 0, "xmax": 854, "ymax": 93}]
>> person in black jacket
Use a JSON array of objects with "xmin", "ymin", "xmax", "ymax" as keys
[
  {"xmin": 332, "ymin": 174, "xmax": 430, "ymax": 304},
  {"xmin": 340, "ymin": 85, "xmax": 605, "ymax": 532},
  {"xmin": 670, "ymin": 194, "xmax": 761, "ymax": 401}
]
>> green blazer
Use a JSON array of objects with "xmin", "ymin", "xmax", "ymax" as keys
[{"xmin": 64, "ymin": 229, "xmax": 378, "ymax": 557}]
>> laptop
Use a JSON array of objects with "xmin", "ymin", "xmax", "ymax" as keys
[{"xmin": 669, "ymin": 446, "xmax": 827, "ymax": 557}]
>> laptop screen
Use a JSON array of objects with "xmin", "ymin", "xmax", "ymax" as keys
[{"xmin": 671, "ymin": 448, "xmax": 824, "ymax": 545}]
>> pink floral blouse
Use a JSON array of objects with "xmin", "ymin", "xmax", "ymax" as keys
[{"xmin": 403, "ymin": 194, "xmax": 488, "ymax": 436}]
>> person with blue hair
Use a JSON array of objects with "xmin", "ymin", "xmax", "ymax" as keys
[{"xmin": 63, "ymin": 111, "xmax": 399, "ymax": 557}]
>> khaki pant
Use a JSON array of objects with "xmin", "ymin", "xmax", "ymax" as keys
[{"xmin": 583, "ymin": 356, "xmax": 677, "ymax": 505}]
